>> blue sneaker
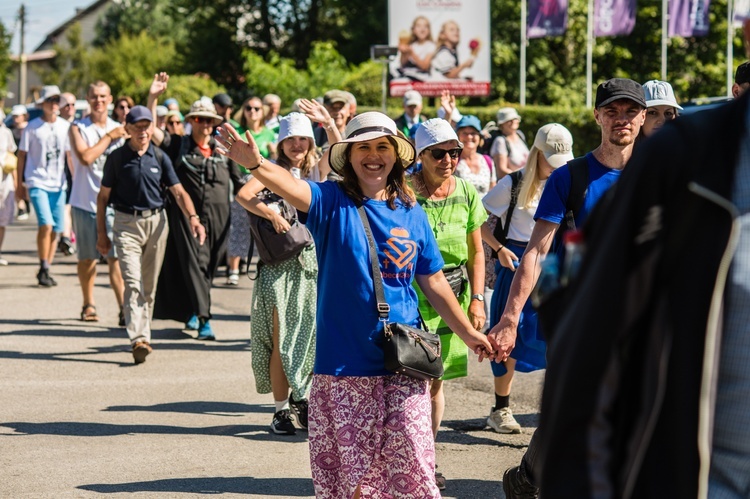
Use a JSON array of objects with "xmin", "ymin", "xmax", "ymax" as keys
[
  {"xmin": 185, "ymin": 315, "xmax": 199, "ymax": 331},
  {"xmin": 197, "ymin": 318, "xmax": 215, "ymax": 340}
]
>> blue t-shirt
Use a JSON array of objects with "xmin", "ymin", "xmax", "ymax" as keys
[
  {"xmin": 534, "ymin": 152, "xmax": 621, "ymax": 228},
  {"xmin": 305, "ymin": 181, "xmax": 444, "ymax": 376}
]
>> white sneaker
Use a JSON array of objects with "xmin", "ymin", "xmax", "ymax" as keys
[
  {"xmin": 0, "ymin": 257, "xmax": 7, "ymax": 266},
  {"xmin": 226, "ymin": 272, "xmax": 239, "ymax": 285},
  {"xmin": 487, "ymin": 406, "xmax": 521, "ymax": 434}
]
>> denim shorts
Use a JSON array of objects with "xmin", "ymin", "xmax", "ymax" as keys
[
  {"xmin": 72, "ymin": 206, "xmax": 116, "ymax": 260},
  {"xmin": 29, "ymin": 187, "xmax": 65, "ymax": 233}
]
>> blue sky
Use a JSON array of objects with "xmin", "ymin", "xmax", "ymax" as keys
[{"xmin": 1, "ymin": 1, "xmax": 89, "ymax": 54}]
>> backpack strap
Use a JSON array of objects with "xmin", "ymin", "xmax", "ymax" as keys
[
  {"xmin": 492, "ymin": 170, "xmax": 523, "ymax": 246},
  {"xmin": 482, "ymin": 154, "xmax": 493, "ymax": 175},
  {"xmin": 562, "ymin": 156, "xmax": 590, "ymax": 232}
]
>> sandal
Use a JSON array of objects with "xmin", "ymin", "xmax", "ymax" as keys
[
  {"xmin": 81, "ymin": 304, "xmax": 99, "ymax": 322},
  {"xmin": 435, "ymin": 470, "xmax": 447, "ymax": 491}
]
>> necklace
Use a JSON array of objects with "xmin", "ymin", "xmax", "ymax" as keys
[{"xmin": 421, "ymin": 172, "xmax": 453, "ymax": 234}]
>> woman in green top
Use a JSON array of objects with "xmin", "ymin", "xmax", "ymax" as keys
[
  {"xmin": 235, "ymin": 96, "xmax": 278, "ymax": 160},
  {"xmin": 410, "ymin": 118, "xmax": 486, "ymax": 490}
]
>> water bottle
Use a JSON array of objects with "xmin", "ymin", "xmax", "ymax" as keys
[
  {"xmin": 532, "ymin": 254, "xmax": 560, "ymax": 308},
  {"xmin": 561, "ymin": 230, "xmax": 585, "ymax": 287}
]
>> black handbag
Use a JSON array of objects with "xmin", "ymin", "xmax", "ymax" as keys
[
  {"xmin": 443, "ymin": 265, "xmax": 467, "ymax": 297},
  {"xmin": 357, "ymin": 206, "xmax": 444, "ymax": 381},
  {"xmin": 247, "ymin": 189, "xmax": 313, "ymax": 267}
]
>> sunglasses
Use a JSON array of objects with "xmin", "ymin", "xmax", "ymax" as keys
[
  {"xmin": 193, "ymin": 117, "xmax": 215, "ymax": 124},
  {"xmin": 45, "ymin": 96, "xmax": 61, "ymax": 104},
  {"xmin": 427, "ymin": 147, "xmax": 462, "ymax": 160},
  {"xmin": 245, "ymin": 105, "xmax": 262, "ymax": 112},
  {"xmin": 117, "ymin": 104, "xmax": 130, "ymax": 110},
  {"xmin": 167, "ymin": 120, "xmax": 182, "ymax": 125}
]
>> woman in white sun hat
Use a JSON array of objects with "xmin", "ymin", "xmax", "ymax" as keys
[
  {"xmin": 491, "ymin": 107, "xmax": 529, "ymax": 180},
  {"xmin": 234, "ymin": 112, "xmax": 319, "ymax": 437},
  {"xmin": 640, "ymin": 79, "xmax": 682, "ymax": 139},
  {"xmin": 215, "ymin": 111, "xmax": 494, "ymax": 499}
]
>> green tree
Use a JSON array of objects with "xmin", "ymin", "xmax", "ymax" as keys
[
  {"xmin": 0, "ymin": 22, "xmax": 12, "ymax": 97},
  {"xmin": 37, "ymin": 23, "xmax": 90, "ymax": 96},
  {"xmin": 161, "ymin": 74, "xmax": 227, "ymax": 112},
  {"xmin": 94, "ymin": 0, "xmax": 188, "ymax": 48},
  {"xmin": 87, "ymin": 32, "xmax": 179, "ymax": 102}
]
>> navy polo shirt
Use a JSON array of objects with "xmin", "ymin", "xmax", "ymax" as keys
[{"xmin": 101, "ymin": 142, "xmax": 180, "ymax": 211}]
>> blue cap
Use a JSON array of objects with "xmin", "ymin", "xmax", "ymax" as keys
[
  {"xmin": 455, "ymin": 115, "xmax": 482, "ymax": 132},
  {"xmin": 125, "ymin": 105, "xmax": 153, "ymax": 124},
  {"xmin": 164, "ymin": 98, "xmax": 178, "ymax": 107}
]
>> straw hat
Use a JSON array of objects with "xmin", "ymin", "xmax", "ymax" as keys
[
  {"xmin": 185, "ymin": 99, "xmax": 223, "ymax": 125},
  {"xmin": 328, "ymin": 112, "xmax": 415, "ymax": 173}
]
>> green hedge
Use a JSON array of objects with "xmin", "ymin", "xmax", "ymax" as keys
[{"xmin": 358, "ymin": 104, "xmax": 602, "ymax": 156}]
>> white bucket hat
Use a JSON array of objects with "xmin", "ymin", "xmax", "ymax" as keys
[
  {"xmin": 277, "ymin": 113, "xmax": 315, "ymax": 143},
  {"xmin": 496, "ymin": 107, "xmax": 521, "ymax": 125},
  {"xmin": 642, "ymin": 80, "xmax": 683, "ymax": 110},
  {"xmin": 532, "ymin": 123, "xmax": 574, "ymax": 169},
  {"xmin": 36, "ymin": 85, "xmax": 62, "ymax": 104},
  {"xmin": 414, "ymin": 118, "xmax": 463, "ymax": 157},
  {"xmin": 185, "ymin": 98, "xmax": 223, "ymax": 125},
  {"xmin": 11, "ymin": 105, "xmax": 28, "ymax": 116},
  {"xmin": 328, "ymin": 112, "xmax": 415, "ymax": 174}
]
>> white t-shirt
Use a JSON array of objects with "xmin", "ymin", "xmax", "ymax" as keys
[
  {"xmin": 69, "ymin": 117, "xmax": 125, "ymax": 213},
  {"xmin": 19, "ymin": 117, "xmax": 70, "ymax": 192},
  {"xmin": 491, "ymin": 135, "xmax": 529, "ymax": 171},
  {"xmin": 482, "ymin": 173, "xmax": 544, "ymax": 242},
  {"xmin": 455, "ymin": 156, "xmax": 495, "ymax": 197}
]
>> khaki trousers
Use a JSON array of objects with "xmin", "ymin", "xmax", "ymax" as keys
[{"xmin": 113, "ymin": 210, "xmax": 168, "ymax": 345}]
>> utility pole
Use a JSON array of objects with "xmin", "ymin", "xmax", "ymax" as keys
[{"xmin": 18, "ymin": 4, "xmax": 27, "ymax": 104}]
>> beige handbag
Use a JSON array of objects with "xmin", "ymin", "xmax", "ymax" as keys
[{"xmin": 3, "ymin": 152, "xmax": 17, "ymax": 175}]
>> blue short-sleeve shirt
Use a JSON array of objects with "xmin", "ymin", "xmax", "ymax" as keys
[{"xmin": 305, "ymin": 181, "xmax": 444, "ymax": 376}]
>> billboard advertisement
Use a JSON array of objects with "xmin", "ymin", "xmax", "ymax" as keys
[{"xmin": 388, "ymin": 0, "xmax": 491, "ymax": 97}]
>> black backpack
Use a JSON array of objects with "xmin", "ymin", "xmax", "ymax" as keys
[
  {"xmin": 554, "ymin": 156, "xmax": 589, "ymax": 251},
  {"xmin": 492, "ymin": 170, "xmax": 524, "ymax": 248}
]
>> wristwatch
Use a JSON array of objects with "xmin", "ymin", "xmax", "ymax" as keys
[{"xmin": 471, "ymin": 294, "xmax": 484, "ymax": 302}]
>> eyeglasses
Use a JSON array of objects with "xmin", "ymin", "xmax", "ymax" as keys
[
  {"xmin": 193, "ymin": 117, "xmax": 214, "ymax": 124},
  {"xmin": 60, "ymin": 102, "xmax": 73, "ymax": 109},
  {"xmin": 427, "ymin": 147, "xmax": 462, "ymax": 160},
  {"xmin": 129, "ymin": 123, "xmax": 151, "ymax": 132},
  {"xmin": 245, "ymin": 105, "xmax": 262, "ymax": 112}
]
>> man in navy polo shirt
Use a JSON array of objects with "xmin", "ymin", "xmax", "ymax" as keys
[{"xmin": 96, "ymin": 105, "xmax": 205, "ymax": 364}]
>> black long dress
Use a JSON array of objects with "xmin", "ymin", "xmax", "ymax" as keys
[{"xmin": 154, "ymin": 133, "xmax": 242, "ymax": 322}]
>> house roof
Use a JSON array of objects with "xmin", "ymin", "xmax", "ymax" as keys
[{"xmin": 34, "ymin": 0, "xmax": 112, "ymax": 52}]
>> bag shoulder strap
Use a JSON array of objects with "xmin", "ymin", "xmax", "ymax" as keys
[
  {"xmin": 562, "ymin": 156, "xmax": 589, "ymax": 232},
  {"xmin": 492, "ymin": 170, "xmax": 523, "ymax": 244},
  {"xmin": 356, "ymin": 206, "xmax": 391, "ymax": 322}
]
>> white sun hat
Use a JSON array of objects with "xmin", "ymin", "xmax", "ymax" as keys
[
  {"xmin": 277, "ymin": 112, "xmax": 315, "ymax": 143},
  {"xmin": 496, "ymin": 107, "xmax": 521, "ymax": 125},
  {"xmin": 414, "ymin": 118, "xmax": 463, "ymax": 156},
  {"xmin": 328, "ymin": 112, "xmax": 415, "ymax": 174},
  {"xmin": 642, "ymin": 80, "xmax": 683, "ymax": 110},
  {"xmin": 36, "ymin": 85, "xmax": 62, "ymax": 104}
]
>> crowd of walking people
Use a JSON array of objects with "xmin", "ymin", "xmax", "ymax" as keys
[{"xmin": 2, "ymin": 48, "xmax": 750, "ymax": 497}]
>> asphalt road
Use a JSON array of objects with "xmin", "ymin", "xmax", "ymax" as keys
[{"xmin": 0, "ymin": 216, "xmax": 540, "ymax": 498}]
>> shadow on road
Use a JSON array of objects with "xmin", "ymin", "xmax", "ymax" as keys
[
  {"xmin": 1, "ymin": 421, "xmax": 270, "ymax": 438},
  {"xmin": 103, "ymin": 401, "xmax": 269, "ymax": 416},
  {"xmin": 78, "ymin": 476, "xmax": 315, "ymax": 495}
]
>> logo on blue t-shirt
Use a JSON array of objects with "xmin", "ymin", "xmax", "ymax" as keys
[{"xmin": 381, "ymin": 227, "xmax": 417, "ymax": 279}]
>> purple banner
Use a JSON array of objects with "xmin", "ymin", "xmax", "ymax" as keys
[
  {"xmin": 669, "ymin": 0, "xmax": 711, "ymax": 37},
  {"xmin": 594, "ymin": 0, "xmax": 637, "ymax": 37},
  {"xmin": 528, "ymin": 0, "xmax": 569, "ymax": 39}
]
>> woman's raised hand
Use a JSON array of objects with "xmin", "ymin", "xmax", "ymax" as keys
[
  {"xmin": 215, "ymin": 123, "xmax": 263, "ymax": 171},
  {"xmin": 298, "ymin": 98, "xmax": 331, "ymax": 124},
  {"xmin": 440, "ymin": 90, "xmax": 456, "ymax": 121}
]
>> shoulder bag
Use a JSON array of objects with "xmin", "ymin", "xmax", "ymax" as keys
[{"xmin": 357, "ymin": 205, "xmax": 444, "ymax": 380}]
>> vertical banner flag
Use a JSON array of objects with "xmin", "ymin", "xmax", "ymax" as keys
[
  {"xmin": 594, "ymin": 0, "xmax": 637, "ymax": 37},
  {"xmin": 669, "ymin": 0, "xmax": 711, "ymax": 37},
  {"xmin": 734, "ymin": 0, "xmax": 750, "ymax": 25},
  {"xmin": 388, "ymin": 0, "xmax": 491, "ymax": 97},
  {"xmin": 528, "ymin": 0, "xmax": 569, "ymax": 39}
]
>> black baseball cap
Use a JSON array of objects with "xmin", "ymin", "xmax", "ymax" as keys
[
  {"xmin": 212, "ymin": 93, "xmax": 233, "ymax": 107},
  {"xmin": 735, "ymin": 61, "xmax": 750, "ymax": 85},
  {"xmin": 595, "ymin": 78, "xmax": 647, "ymax": 109},
  {"xmin": 125, "ymin": 105, "xmax": 153, "ymax": 124}
]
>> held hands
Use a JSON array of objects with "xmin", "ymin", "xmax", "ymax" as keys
[
  {"xmin": 149, "ymin": 72, "xmax": 169, "ymax": 98},
  {"xmin": 486, "ymin": 316, "xmax": 517, "ymax": 363},
  {"xmin": 215, "ymin": 124, "xmax": 263, "ymax": 171}
]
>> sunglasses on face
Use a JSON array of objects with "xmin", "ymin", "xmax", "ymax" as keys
[
  {"xmin": 46, "ymin": 96, "xmax": 61, "ymax": 104},
  {"xmin": 245, "ymin": 105, "xmax": 262, "ymax": 112},
  {"xmin": 117, "ymin": 104, "xmax": 130, "ymax": 110},
  {"xmin": 427, "ymin": 147, "xmax": 462, "ymax": 160},
  {"xmin": 193, "ymin": 117, "xmax": 214, "ymax": 124},
  {"xmin": 167, "ymin": 120, "xmax": 181, "ymax": 126}
]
